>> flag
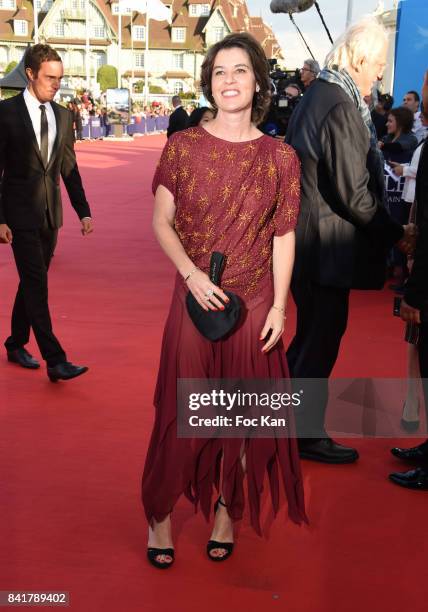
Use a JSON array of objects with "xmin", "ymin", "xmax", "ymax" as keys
[{"xmin": 119, "ymin": 0, "xmax": 172, "ymax": 22}]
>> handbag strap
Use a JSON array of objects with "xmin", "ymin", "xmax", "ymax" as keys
[{"xmin": 209, "ymin": 252, "xmax": 225, "ymax": 285}]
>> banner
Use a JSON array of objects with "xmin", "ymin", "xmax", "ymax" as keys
[{"xmin": 394, "ymin": 0, "xmax": 428, "ymax": 100}]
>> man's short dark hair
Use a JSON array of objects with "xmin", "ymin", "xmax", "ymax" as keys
[
  {"xmin": 24, "ymin": 44, "xmax": 62, "ymax": 76},
  {"xmin": 406, "ymin": 90, "xmax": 420, "ymax": 102}
]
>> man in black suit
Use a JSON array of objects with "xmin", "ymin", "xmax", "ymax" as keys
[
  {"xmin": 0, "ymin": 44, "xmax": 93, "ymax": 382},
  {"xmin": 389, "ymin": 71, "xmax": 428, "ymax": 490},
  {"xmin": 166, "ymin": 96, "xmax": 189, "ymax": 138},
  {"xmin": 286, "ymin": 18, "xmax": 415, "ymax": 463}
]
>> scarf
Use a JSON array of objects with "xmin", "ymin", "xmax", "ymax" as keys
[{"xmin": 319, "ymin": 66, "xmax": 385, "ymax": 201}]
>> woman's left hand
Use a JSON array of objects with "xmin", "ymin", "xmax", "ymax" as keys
[{"xmin": 260, "ymin": 307, "xmax": 285, "ymax": 353}]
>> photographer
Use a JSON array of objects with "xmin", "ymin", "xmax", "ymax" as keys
[{"xmin": 259, "ymin": 64, "xmax": 302, "ymax": 137}]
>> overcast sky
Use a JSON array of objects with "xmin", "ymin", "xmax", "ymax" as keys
[{"xmin": 246, "ymin": 0, "xmax": 397, "ymax": 68}]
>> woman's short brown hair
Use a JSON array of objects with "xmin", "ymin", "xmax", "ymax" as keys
[
  {"xmin": 388, "ymin": 107, "xmax": 415, "ymax": 134},
  {"xmin": 200, "ymin": 32, "xmax": 271, "ymax": 125}
]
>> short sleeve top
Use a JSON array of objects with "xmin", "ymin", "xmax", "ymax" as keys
[{"xmin": 152, "ymin": 126, "xmax": 300, "ymax": 298}]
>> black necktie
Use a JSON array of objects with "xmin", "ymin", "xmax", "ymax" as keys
[{"xmin": 39, "ymin": 104, "xmax": 48, "ymax": 166}]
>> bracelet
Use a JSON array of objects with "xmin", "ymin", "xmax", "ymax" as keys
[
  {"xmin": 272, "ymin": 304, "xmax": 287, "ymax": 317},
  {"xmin": 184, "ymin": 266, "xmax": 198, "ymax": 282}
]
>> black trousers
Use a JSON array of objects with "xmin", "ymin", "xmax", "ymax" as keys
[
  {"xmin": 419, "ymin": 313, "xmax": 428, "ymax": 430},
  {"xmin": 286, "ymin": 279, "xmax": 350, "ymax": 437},
  {"xmin": 4, "ymin": 215, "xmax": 66, "ymax": 366}
]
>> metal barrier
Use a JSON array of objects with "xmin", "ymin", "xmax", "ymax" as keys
[{"xmin": 81, "ymin": 115, "xmax": 169, "ymax": 139}]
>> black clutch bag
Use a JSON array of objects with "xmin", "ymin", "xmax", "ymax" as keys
[{"xmin": 186, "ymin": 252, "xmax": 241, "ymax": 341}]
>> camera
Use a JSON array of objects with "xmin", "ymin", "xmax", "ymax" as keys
[{"xmin": 260, "ymin": 60, "xmax": 303, "ymax": 137}]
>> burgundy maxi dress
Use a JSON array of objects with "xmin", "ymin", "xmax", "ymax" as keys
[{"xmin": 142, "ymin": 126, "xmax": 307, "ymax": 534}]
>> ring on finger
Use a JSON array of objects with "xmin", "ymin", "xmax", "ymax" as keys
[{"xmin": 205, "ymin": 288, "xmax": 214, "ymax": 299}]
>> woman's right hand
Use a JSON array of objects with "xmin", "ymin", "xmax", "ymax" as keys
[
  {"xmin": 185, "ymin": 269, "xmax": 230, "ymax": 312},
  {"xmin": 390, "ymin": 161, "xmax": 404, "ymax": 176}
]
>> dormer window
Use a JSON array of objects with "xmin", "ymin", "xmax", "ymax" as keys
[
  {"xmin": 0, "ymin": 0, "xmax": 15, "ymax": 8},
  {"xmin": 189, "ymin": 4, "xmax": 210, "ymax": 17},
  {"xmin": 172, "ymin": 27, "xmax": 186, "ymax": 42},
  {"xmin": 14, "ymin": 20, "xmax": 28, "ymax": 36}
]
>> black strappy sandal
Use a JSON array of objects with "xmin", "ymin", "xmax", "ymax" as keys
[
  {"xmin": 207, "ymin": 497, "xmax": 234, "ymax": 562},
  {"xmin": 147, "ymin": 547, "xmax": 175, "ymax": 570}
]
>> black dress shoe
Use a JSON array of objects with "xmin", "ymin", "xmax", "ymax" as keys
[
  {"xmin": 7, "ymin": 348, "xmax": 40, "ymax": 369},
  {"xmin": 389, "ymin": 468, "xmax": 428, "ymax": 490},
  {"xmin": 298, "ymin": 438, "xmax": 359, "ymax": 464},
  {"xmin": 47, "ymin": 362, "xmax": 88, "ymax": 382},
  {"xmin": 390, "ymin": 440, "xmax": 428, "ymax": 464}
]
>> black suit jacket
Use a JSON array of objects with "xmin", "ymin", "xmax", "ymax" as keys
[
  {"xmin": 166, "ymin": 106, "xmax": 189, "ymax": 139},
  {"xmin": 0, "ymin": 92, "xmax": 91, "ymax": 230},
  {"xmin": 404, "ymin": 141, "xmax": 428, "ymax": 310},
  {"xmin": 287, "ymin": 80, "xmax": 403, "ymax": 289}
]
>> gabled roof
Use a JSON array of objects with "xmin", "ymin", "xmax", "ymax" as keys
[{"xmin": 0, "ymin": 0, "xmax": 284, "ymax": 65}]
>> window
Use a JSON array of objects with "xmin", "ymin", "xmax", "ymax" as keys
[
  {"xmin": 70, "ymin": 49, "xmax": 84, "ymax": 69},
  {"xmin": 133, "ymin": 25, "xmax": 146, "ymax": 41},
  {"xmin": 14, "ymin": 20, "xmax": 28, "ymax": 36},
  {"xmin": 171, "ymin": 27, "xmax": 186, "ymax": 42},
  {"xmin": 135, "ymin": 53, "xmax": 145, "ymax": 68},
  {"xmin": 54, "ymin": 21, "xmax": 65, "ymax": 36},
  {"xmin": 68, "ymin": 21, "xmax": 86, "ymax": 37},
  {"xmin": 93, "ymin": 51, "xmax": 106, "ymax": 68},
  {"xmin": 112, "ymin": 3, "xmax": 132, "ymax": 14},
  {"xmin": 92, "ymin": 25, "xmax": 105, "ymax": 38},
  {"xmin": 172, "ymin": 53, "xmax": 184, "ymax": 70},
  {"xmin": 71, "ymin": 0, "xmax": 85, "ymax": 9},
  {"xmin": 213, "ymin": 27, "xmax": 224, "ymax": 42},
  {"xmin": 189, "ymin": 4, "xmax": 210, "ymax": 17},
  {"xmin": 0, "ymin": 0, "xmax": 15, "ymax": 9},
  {"xmin": 173, "ymin": 81, "xmax": 184, "ymax": 94},
  {"xmin": 35, "ymin": 0, "xmax": 53, "ymax": 10},
  {"xmin": 56, "ymin": 48, "xmax": 66, "ymax": 62}
]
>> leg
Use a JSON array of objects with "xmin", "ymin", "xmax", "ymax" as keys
[
  {"xmin": 287, "ymin": 279, "xmax": 350, "ymax": 437},
  {"xmin": 418, "ymin": 314, "xmax": 428, "ymax": 431},
  {"xmin": 8, "ymin": 227, "xmax": 66, "ymax": 366},
  {"xmin": 207, "ymin": 444, "xmax": 243, "ymax": 560},
  {"xmin": 5, "ymin": 221, "xmax": 58, "ymax": 353},
  {"xmin": 402, "ymin": 343, "xmax": 421, "ymax": 424}
]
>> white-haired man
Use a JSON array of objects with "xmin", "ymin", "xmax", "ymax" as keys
[{"xmin": 286, "ymin": 17, "xmax": 416, "ymax": 463}]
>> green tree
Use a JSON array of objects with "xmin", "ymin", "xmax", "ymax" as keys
[
  {"xmin": 97, "ymin": 65, "xmax": 118, "ymax": 91},
  {"xmin": 180, "ymin": 91, "xmax": 196, "ymax": 100},
  {"xmin": 1, "ymin": 61, "xmax": 20, "ymax": 99},
  {"xmin": 149, "ymin": 85, "xmax": 165, "ymax": 94},
  {"xmin": 4, "ymin": 61, "xmax": 18, "ymax": 75}
]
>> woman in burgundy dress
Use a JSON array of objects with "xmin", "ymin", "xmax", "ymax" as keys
[{"xmin": 142, "ymin": 32, "xmax": 307, "ymax": 569}]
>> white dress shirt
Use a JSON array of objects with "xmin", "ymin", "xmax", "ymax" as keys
[
  {"xmin": 413, "ymin": 111, "xmax": 428, "ymax": 143},
  {"xmin": 22, "ymin": 88, "xmax": 92, "ymax": 222},
  {"xmin": 402, "ymin": 140, "xmax": 425, "ymax": 203},
  {"xmin": 23, "ymin": 87, "xmax": 57, "ymax": 163}
]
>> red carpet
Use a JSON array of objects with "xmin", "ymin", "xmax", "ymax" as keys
[{"xmin": 0, "ymin": 135, "xmax": 425, "ymax": 612}]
